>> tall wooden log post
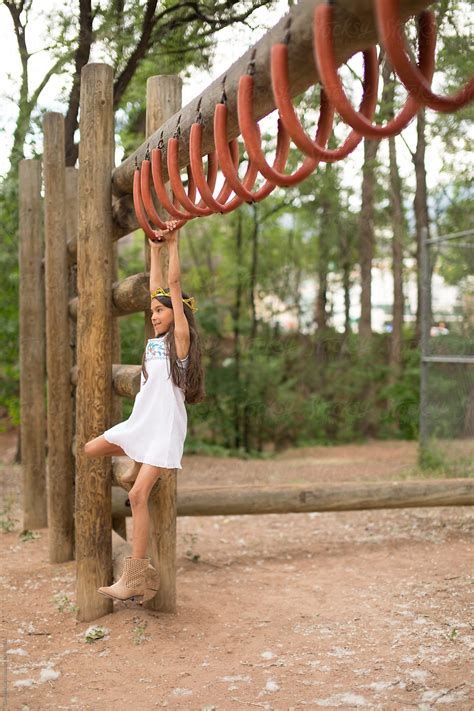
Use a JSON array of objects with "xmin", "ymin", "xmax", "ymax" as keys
[
  {"xmin": 144, "ymin": 75, "xmax": 182, "ymax": 613},
  {"xmin": 66, "ymin": 167, "xmax": 78, "ymax": 355},
  {"xmin": 75, "ymin": 64, "xmax": 115, "ymax": 621},
  {"xmin": 65, "ymin": 167, "xmax": 78, "ymax": 559},
  {"xmin": 43, "ymin": 114, "xmax": 75, "ymax": 563},
  {"xmin": 19, "ymin": 159, "xmax": 47, "ymax": 530},
  {"xmin": 110, "ymin": 198, "xmax": 125, "ymax": 541}
]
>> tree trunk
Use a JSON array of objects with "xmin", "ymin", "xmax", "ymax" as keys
[
  {"xmin": 315, "ymin": 171, "xmax": 332, "ymax": 359},
  {"xmin": 285, "ymin": 222, "xmax": 304, "ymax": 331},
  {"xmin": 341, "ymin": 227, "xmax": 352, "ymax": 347},
  {"xmin": 413, "ymin": 108, "xmax": 431, "ymax": 345},
  {"xmin": 249, "ymin": 203, "xmax": 259, "ymax": 342},
  {"xmin": 64, "ymin": 0, "xmax": 93, "ymax": 166},
  {"xmin": 463, "ymin": 385, "xmax": 474, "ymax": 437},
  {"xmin": 242, "ymin": 205, "xmax": 260, "ymax": 452},
  {"xmin": 232, "ymin": 211, "xmax": 244, "ymax": 450},
  {"xmin": 384, "ymin": 61, "xmax": 405, "ymax": 377},
  {"xmin": 294, "ymin": 261, "xmax": 304, "ymax": 333},
  {"xmin": 315, "ymin": 254, "xmax": 328, "ymax": 333},
  {"xmin": 5, "ymin": 3, "xmax": 30, "ymax": 179},
  {"xmin": 388, "ymin": 134, "xmax": 405, "ymax": 376},
  {"xmin": 358, "ymin": 138, "xmax": 379, "ymax": 345}
]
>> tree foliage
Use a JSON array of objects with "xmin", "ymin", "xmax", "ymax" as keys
[{"xmin": 1, "ymin": 0, "xmax": 472, "ymax": 458}]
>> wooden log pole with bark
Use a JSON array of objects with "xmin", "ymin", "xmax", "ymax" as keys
[
  {"xmin": 74, "ymin": 64, "xmax": 115, "ymax": 622},
  {"xmin": 19, "ymin": 159, "xmax": 47, "ymax": 531},
  {"xmin": 43, "ymin": 113, "xmax": 75, "ymax": 564}
]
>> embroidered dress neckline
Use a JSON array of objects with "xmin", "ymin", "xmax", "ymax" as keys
[{"xmin": 147, "ymin": 335, "xmax": 188, "ymax": 362}]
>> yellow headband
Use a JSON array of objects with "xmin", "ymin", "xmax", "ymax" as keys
[{"xmin": 150, "ymin": 286, "xmax": 198, "ymax": 313}]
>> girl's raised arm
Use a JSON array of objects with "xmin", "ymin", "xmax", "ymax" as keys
[
  {"xmin": 148, "ymin": 236, "xmax": 166, "ymax": 295},
  {"xmin": 159, "ymin": 221, "xmax": 190, "ymax": 360}
]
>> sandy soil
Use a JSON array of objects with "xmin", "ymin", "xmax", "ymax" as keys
[{"xmin": 0, "ymin": 432, "xmax": 472, "ymax": 710}]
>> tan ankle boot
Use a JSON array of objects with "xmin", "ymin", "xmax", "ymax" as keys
[{"xmin": 97, "ymin": 556, "xmax": 160, "ymax": 604}]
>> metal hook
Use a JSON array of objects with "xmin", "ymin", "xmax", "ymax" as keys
[
  {"xmin": 196, "ymin": 97, "xmax": 203, "ymax": 124},
  {"xmin": 220, "ymin": 74, "xmax": 228, "ymax": 104},
  {"xmin": 283, "ymin": 16, "xmax": 292, "ymax": 45},
  {"xmin": 247, "ymin": 48, "xmax": 256, "ymax": 76},
  {"xmin": 174, "ymin": 114, "xmax": 182, "ymax": 139}
]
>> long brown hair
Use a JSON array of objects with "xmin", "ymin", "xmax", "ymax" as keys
[{"xmin": 141, "ymin": 289, "xmax": 205, "ymax": 404}]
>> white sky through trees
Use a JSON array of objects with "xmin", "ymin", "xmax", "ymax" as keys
[{"xmin": 0, "ymin": 0, "xmax": 287, "ymax": 175}]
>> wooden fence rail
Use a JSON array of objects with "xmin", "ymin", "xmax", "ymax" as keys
[{"xmin": 109, "ymin": 478, "xmax": 474, "ymax": 517}]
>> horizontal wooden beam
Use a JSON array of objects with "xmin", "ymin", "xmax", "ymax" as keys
[
  {"xmin": 71, "ymin": 363, "xmax": 141, "ymax": 399},
  {"xmin": 111, "ymin": 364, "xmax": 142, "ymax": 399},
  {"xmin": 110, "ymin": 477, "xmax": 474, "ymax": 517},
  {"xmin": 112, "ymin": 271, "xmax": 150, "ymax": 314},
  {"xmin": 112, "ymin": 195, "xmax": 138, "ymax": 242},
  {"xmin": 111, "ymin": 0, "xmax": 432, "ymax": 204},
  {"xmin": 69, "ymin": 271, "xmax": 149, "ymax": 320}
]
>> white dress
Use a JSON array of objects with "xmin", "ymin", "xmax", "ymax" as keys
[{"xmin": 103, "ymin": 333, "xmax": 189, "ymax": 469}]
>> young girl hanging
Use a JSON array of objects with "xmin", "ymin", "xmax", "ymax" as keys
[
  {"xmin": 85, "ymin": 220, "xmax": 205, "ymax": 604},
  {"xmin": 102, "ymin": 221, "xmax": 205, "ymax": 471}
]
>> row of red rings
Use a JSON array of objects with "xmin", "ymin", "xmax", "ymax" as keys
[{"xmin": 133, "ymin": 0, "xmax": 474, "ymax": 237}]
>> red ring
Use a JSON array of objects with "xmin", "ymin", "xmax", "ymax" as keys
[
  {"xmin": 314, "ymin": 4, "xmax": 436, "ymax": 138},
  {"xmin": 271, "ymin": 42, "xmax": 378, "ymax": 161},
  {"xmin": 133, "ymin": 165, "xmax": 164, "ymax": 238},
  {"xmin": 140, "ymin": 158, "xmax": 168, "ymax": 230},
  {"xmin": 189, "ymin": 121, "xmax": 259, "ymax": 214},
  {"xmin": 238, "ymin": 75, "xmax": 334, "ymax": 188},
  {"xmin": 214, "ymin": 100, "xmax": 289, "ymax": 202},
  {"xmin": 151, "ymin": 146, "xmax": 194, "ymax": 221},
  {"xmin": 376, "ymin": 0, "xmax": 474, "ymax": 112},
  {"xmin": 167, "ymin": 137, "xmax": 218, "ymax": 217}
]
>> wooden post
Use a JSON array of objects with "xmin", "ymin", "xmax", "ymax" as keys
[
  {"xmin": 75, "ymin": 64, "xmax": 115, "ymax": 622},
  {"xmin": 144, "ymin": 75, "xmax": 182, "ymax": 613},
  {"xmin": 110, "ymin": 188, "xmax": 125, "ymax": 541},
  {"xmin": 19, "ymin": 159, "xmax": 47, "ymax": 530},
  {"xmin": 65, "ymin": 167, "xmax": 78, "ymax": 558},
  {"xmin": 43, "ymin": 114, "xmax": 75, "ymax": 563},
  {"xmin": 66, "ymin": 167, "xmax": 78, "ymax": 363}
]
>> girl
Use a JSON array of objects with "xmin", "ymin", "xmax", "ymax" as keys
[{"xmin": 84, "ymin": 220, "xmax": 205, "ymax": 603}]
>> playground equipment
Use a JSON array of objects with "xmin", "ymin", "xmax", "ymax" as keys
[
  {"xmin": 18, "ymin": 0, "xmax": 474, "ymax": 623},
  {"xmin": 133, "ymin": 1, "xmax": 472, "ymax": 232}
]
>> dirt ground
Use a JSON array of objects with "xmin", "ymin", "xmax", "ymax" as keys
[{"xmin": 1, "ymin": 432, "xmax": 472, "ymax": 710}]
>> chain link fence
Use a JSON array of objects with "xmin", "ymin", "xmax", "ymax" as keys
[{"xmin": 420, "ymin": 229, "xmax": 474, "ymax": 474}]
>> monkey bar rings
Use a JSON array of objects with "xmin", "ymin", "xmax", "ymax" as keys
[
  {"xmin": 375, "ymin": 0, "xmax": 474, "ymax": 112},
  {"xmin": 133, "ymin": 0, "xmax": 474, "ymax": 232}
]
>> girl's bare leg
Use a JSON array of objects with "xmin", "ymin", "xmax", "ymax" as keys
[
  {"xmin": 83, "ymin": 434, "xmax": 127, "ymax": 458},
  {"xmin": 128, "ymin": 464, "xmax": 166, "ymax": 558},
  {"xmin": 121, "ymin": 459, "xmax": 142, "ymax": 484}
]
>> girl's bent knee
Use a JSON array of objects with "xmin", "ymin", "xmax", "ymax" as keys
[
  {"xmin": 84, "ymin": 438, "xmax": 105, "ymax": 458},
  {"xmin": 128, "ymin": 489, "xmax": 148, "ymax": 507}
]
